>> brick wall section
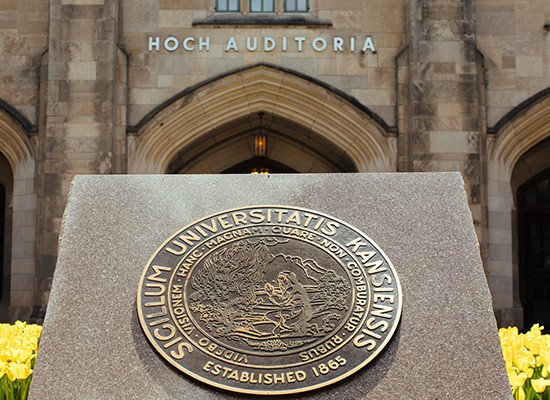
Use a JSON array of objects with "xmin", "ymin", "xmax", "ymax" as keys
[{"xmin": 36, "ymin": 0, "xmax": 119, "ymax": 305}]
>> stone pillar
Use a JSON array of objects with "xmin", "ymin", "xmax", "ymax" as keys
[
  {"xmin": 405, "ymin": 0, "xmax": 487, "ymax": 259},
  {"xmin": 36, "ymin": 0, "xmax": 119, "ymax": 310}
]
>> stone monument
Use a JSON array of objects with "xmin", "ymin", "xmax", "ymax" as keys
[{"xmin": 28, "ymin": 173, "xmax": 512, "ymax": 399}]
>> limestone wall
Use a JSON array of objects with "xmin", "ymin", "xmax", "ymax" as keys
[
  {"xmin": 477, "ymin": 1, "xmax": 550, "ymax": 326},
  {"xmin": 0, "ymin": 0, "xmax": 49, "ymax": 124},
  {"xmin": 120, "ymin": 0, "xmax": 406, "ymax": 129},
  {"xmin": 476, "ymin": 0, "xmax": 550, "ymax": 127},
  {"xmin": 0, "ymin": 0, "xmax": 547, "ymax": 326}
]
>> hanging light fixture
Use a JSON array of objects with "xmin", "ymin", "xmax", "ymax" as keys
[
  {"xmin": 251, "ymin": 112, "xmax": 269, "ymax": 174},
  {"xmin": 254, "ymin": 112, "xmax": 267, "ymax": 158}
]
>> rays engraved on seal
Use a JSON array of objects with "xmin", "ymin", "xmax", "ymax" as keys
[{"xmin": 188, "ymin": 238, "xmax": 351, "ymax": 354}]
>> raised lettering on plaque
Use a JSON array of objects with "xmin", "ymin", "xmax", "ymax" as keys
[{"xmin": 137, "ymin": 206, "xmax": 402, "ymax": 395}]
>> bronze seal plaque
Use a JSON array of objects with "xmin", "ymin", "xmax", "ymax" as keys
[{"xmin": 137, "ymin": 206, "xmax": 402, "ymax": 395}]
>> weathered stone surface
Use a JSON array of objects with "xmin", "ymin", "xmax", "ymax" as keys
[{"xmin": 29, "ymin": 173, "xmax": 511, "ymax": 399}]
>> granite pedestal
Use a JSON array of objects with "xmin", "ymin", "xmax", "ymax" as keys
[{"xmin": 28, "ymin": 173, "xmax": 512, "ymax": 399}]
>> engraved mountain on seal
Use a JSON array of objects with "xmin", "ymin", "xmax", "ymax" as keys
[{"xmin": 188, "ymin": 239, "xmax": 351, "ymax": 353}]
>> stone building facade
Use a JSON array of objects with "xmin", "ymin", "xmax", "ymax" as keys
[{"xmin": 0, "ymin": 0, "xmax": 548, "ymax": 327}]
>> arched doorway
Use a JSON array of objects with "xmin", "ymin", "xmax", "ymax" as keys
[
  {"xmin": 168, "ymin": 113, "xmax": 357, "ymax": 174},
  {"xmin": 0, "ymin": 103, "xmax": 36, "ymax": 321},
  {"xmin": 513, "ymin": 138, "xmax": 550, "ymax": 329},
  {"xmin": 518, "ymin": 169, "xmax": 550, "ymax": 328},
  {"xmin": 128, "ymin": 64, "xmax": 396, "ymax": 174},
  {"xmin": 0, "ymin": 154, "xmax": 13, "ymax": 317},
  {"xmin": 0, "ymin": 185, "xmax": 3, "ymax": 291},
  {"xmin": 518, "ymin": 169, "xmax": 550, "ymax": 327},
  {"xmin": 0, "ymin": 183, "xmax": 4, "ymax": 298},
  {"xmin": 487, "ymin": 89, "xmax": 550, "ymax": 327}
]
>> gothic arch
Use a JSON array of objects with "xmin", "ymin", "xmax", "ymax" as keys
[
  {"xmin": 513, "ymin": 152, "xmax": 550, "ymax": 328},
  {"xmin": 489, "ymin": 91, "xmax": 550, "ymax": 182},
  {"xmin": 0, "ymin": 102, "xmax": 36, "ymax": 320},
  {"xmin": 128, "ymin": 64, "xmax": 396, "ymax": 174},
  {"xmin": 0, "ymin": 105, "xmax": 35, "ymax": 173},
  {"xmin": 487, "ymin": 90, "xmax": 550, "ymax": 327}
]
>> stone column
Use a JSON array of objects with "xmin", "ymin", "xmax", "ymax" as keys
[
  {"xmin": 405, "ymin": 0, "xmax": 487, "ymax": 261},
  {"xmin": 36, "ymin": 0, "xmax": 120, "ymax": 312}
]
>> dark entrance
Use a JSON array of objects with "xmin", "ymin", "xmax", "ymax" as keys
[
  {"xmin": 222, "ymin": 157, "xmax": 296, "ymax": 174},
  {"xmin": 519, "ymin": 168, "xmax": 550, "ymax": 329},
  {"xmin": 0, "ymin": 183, "xmax": 4, "ymax": 299}
]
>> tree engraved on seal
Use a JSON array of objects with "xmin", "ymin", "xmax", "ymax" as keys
[
  {"xmin": 188, "ymin": 239, "xmax": 351, "ymax": 353},
  {"xmin": 137, "ymin": 206, "xmax": 402, "ymax": 395}
]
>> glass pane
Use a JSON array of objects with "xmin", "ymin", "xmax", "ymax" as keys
[
  {"xmin": 229, "ymin": 0, "xmax": 238, "ymax": 10},
  {"xmin": 286, "ymin": 0, "xmax": 296, "ymax": 11},
  {"xmin": 250, "ymin": 0, "xmax": 261, "ymax": 12},
  {"xmin": 263, "ymin": 0, "xmax": 274, "ymax": 12},
  {"xmin": 217, "ymin": 0, "xmax": 228, "ymax": 11},
  {"xmin": 297, "ymin": 0, "xmax": 307, "ymax": 10}
]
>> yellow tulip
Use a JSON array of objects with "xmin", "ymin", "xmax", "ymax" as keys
[
  {"xmin": 0, "ymin": 360, "xmax": 7, "ymax": 376},
  {"xmin": 20, "ymin": 336, "xmax": 38, "ymax": 352},
  {"xmin": 9, "ymin": 346, "xmax": 32, "ymax": 364},
  {"xmin": 531, "ymin": 339, "xmax": 543, "ymax": 356},
  {"xmin": 501, "ymin": 326, "xmax": 519, "ymax": 337},
  {"xmin": 24, "ymin": 324, "xmax": 42, "ymax": 338},
  {"xmin": 502, "ymin": 346, "xmax": 514, "ymax": 363},
  {"xmin": 531, "ymin": 378, "xmax": 550, "ymax": 393},
  {"xmin": 540, "ymin": 347, "xmax": 550, "ymax": 365},
  {"xmin": 515, "ymin": 386, "xmax": 526, "ymax": 400},
  {"xmin": 14, "ymin": 321, "xmax": 26, "ymax": 330},
  {"xmin": 508, "ymin": 370, "xmax": 528, "ymax": 389},
  {"xmin": 6, "ymin": 362, "xmax": 31, "ymax": 381},
  {"xmin": 500, "ymin": 325, "xmax": 550, "ymax": 398},
  {"xmin": 0, "ymin": 321, "xmax": 42, "ymax": 386},
  {"xmin": 514, "ymin": 347, "xmax": 535, "ymax": 372}
]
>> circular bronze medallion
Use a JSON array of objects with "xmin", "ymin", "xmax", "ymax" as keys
[{"xmin": 137, "ymin": 206, "xmax": 402, "ymax": 395}]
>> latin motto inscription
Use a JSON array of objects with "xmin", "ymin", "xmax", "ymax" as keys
[{"xmin": 137, "ymin": 206, "xmax": 402, "ymax": 395}]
